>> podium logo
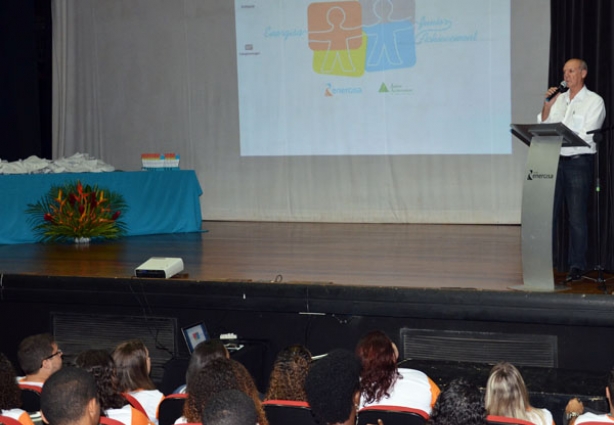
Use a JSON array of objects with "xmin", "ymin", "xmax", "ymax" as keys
[{"xmin": 527, "ymin": 170, "xmax": 554, "ymax": 180}]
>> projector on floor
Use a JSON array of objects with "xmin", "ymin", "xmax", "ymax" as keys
[{"xmin": 135, "ymin": 257, "xmax": 184, "ymax": 279}]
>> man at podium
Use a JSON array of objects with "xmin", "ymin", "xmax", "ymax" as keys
[{"xmin": 537, "ymin": 58, "xmax": 606, "ymax": 282}]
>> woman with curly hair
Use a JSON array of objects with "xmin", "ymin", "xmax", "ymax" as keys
[
  {"xmin": 485, "ymin": 362, "xmax": 553, "ymax": 425},
  {"xmin": 75, "ymin": 349, "xmax": 152, "ymax": 425},
  {"xmin": 264, "ymin": 344, "xmax": 312, "ymax": 401},
  {"xmin": 229, "ymin": 359, "xmax": 268, "ymax": 425},
  {"xmin": 356, "ymin": 330, "xmax": 440, "ymax": 413},
  {"xmin": 178, "ymin": 358, "xmax": 268, "ymax": 425},
  {"xmin": 112, "ymin": 340, "xmax": 163, "ymax": 424},
  {"xmin": 0, "ymin": 352, "xmax": 35, "ymax": 425},
  {"xmin": 428, "ymin": 378, "xmax": 487, "ymax": 425},
  {"xmin": 174, "ymin": 339, "xmax": 229, "ymax": 394}
]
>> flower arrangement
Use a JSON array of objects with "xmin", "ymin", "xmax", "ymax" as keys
[{"xmin": 26, "ymin": 181, "xmax": 128, "ymax": 243}]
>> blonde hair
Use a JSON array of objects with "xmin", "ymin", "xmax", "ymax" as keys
[{"xmin": 484, "ymin": 362, "xmax": 545, "ymax": 424}]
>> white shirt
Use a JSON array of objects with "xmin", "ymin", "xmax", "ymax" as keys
[
  {"xmin": 128, "ymin": 389, "xmax": 164, "ymax": 425},
  {"xmin": 575, "ymin": 412, "xmax": 614, "ymax": 425},
  {"xmin": 526, "ymin": 407, "xmax": 555, "ymax": 425},
  {"xmin": 537, "ymin": 85, "xmax": 606, "ymax": 156},
  {"xmin": 1, "ymin": 408, "xmax": 35, "ymax": 425},
  {"xmin": 359, "ymin": 368, "xmax": 440, "ymax": 414},
  {"xmin": 16, "ymin": 378, "xmax": 44, "ymax": 388}
]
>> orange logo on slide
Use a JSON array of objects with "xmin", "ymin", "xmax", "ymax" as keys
[{"xmin": 308, "ymin": 2, "xmax": 366, "ymax": 77}]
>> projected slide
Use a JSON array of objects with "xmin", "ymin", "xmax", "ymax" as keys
[{"xmin": 235, "ymin": 0, "xmax": 511, "ymax": 156}]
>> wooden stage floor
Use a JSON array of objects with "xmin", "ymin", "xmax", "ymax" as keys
[{"xmin": 0, "ymin": 221, "xmax": 611, "ymax": 294}]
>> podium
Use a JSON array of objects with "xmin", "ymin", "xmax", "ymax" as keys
[{"xmin": 511, "ymin": 123, "xmax": 589, "ymax": 291}]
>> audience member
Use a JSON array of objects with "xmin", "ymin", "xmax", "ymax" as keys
[
  {"xmin": 356, "ymin": 330, "xmax": 440, "ymax": 413},
  {"xmin": 75, "ymin": 349, "xmax": 152, "ymax": 425},
  {"xmin": 485, "ymin": 362, "xmax": 554, "ymax": 425},
  {"xmin": 178, "ymin": 358, "xmax": 268, "ymax": 425},
  {"xmin": 180, "ymin": 358, "xmax": 240, "ymax": 424},
  {"xmin": 229, "ymin": 360, "xmax": 267, "ymax": 425},
  {"xmin": 563, "ymin": 368, "xmax": 614, "ymax": 425},
  {"xmin": 175, "ymin": 339, "xmax": 229, "ymax": 394},
  {"xmin": 17, "ymin": 334, "xmax": 63, "ymax": 388},
  {"xmin": 201, "ymin": 389, "xmax": 257, "ymax": 425},
  {"xmin": 40, "ymin": 367, "xmax": 100, "ymax": 425},
  {"xmin": 112, "ymin": 340, "xmax": 164, "ymax": 424},
  {"xmin": 0, "ymin": 352, "xmax": 35, "ymax": 425},
  {"xmin": 427, "ymin": 378, "xmax": 487, "ymax": 425},
  {"xmin": 264, "ymin": 344, "xmax": 312, "ymax": 402},
  {"xmin": 304, "ymin": 349, "xmax": 362, "ymax": 425}
]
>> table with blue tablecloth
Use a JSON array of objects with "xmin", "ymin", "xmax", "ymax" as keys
[{"xmin": 0, "ymin": 170, "xmax": 203, "ymax": 244}]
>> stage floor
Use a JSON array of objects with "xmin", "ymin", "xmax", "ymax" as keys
[{"xmin": 0, "ymin": 221, "xmax": 610, "ymax": 294}]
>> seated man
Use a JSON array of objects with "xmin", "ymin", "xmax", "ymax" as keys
[
  {"xmin": 17, "ymin": 334, "xmax": 63, "ymax": 388},
  {"xmin": 566, "ymin": 368, "xmax": 614, "ymax": 425},
  {"xmin": 40, "ymin": 367, "xmax": 100, "ymax": 425},
  {"xmin": 304, "ymin": 349, "xmax": 362, "ymax": 425},
  {"xmin": 201, "ymin": 389, "xmax": 257, "ymax": 425}
]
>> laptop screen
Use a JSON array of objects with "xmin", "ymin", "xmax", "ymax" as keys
[{"xmin": 181, "ymin": 322, "xmax": 210, "ymax": 353}]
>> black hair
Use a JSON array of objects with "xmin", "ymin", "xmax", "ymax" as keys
[
  {"xmin": 201, "ymin": 389, "xmax": 257, "ymax": 425},
  {"xmin": 428, "ymin": 378, "xmax": 487, "ymax": 425},
  {"xmin": 40, "ymin": 367, "xmax": 98, "ymax": 425},
  {"xmin": 304, "ymin": 349, "xmax": 361, "ymax": 425}
]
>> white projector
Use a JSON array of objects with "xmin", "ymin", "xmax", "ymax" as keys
[{"xmin": 135, "ymin": 257, "xmax": 184, "ymax": 279}]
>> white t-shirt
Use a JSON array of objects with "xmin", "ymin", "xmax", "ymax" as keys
[
  {"xmin": 359, "ymin": 368, "xmax": 440, "ymax": 414},
  {"xmin": 526, "ymin": 407, "xmax": 555, "ymax": 425},
  {"xmin": 1, "ymin": 408, "xmax": 36, "ymax": 425},
  {"xmin": 128, "ymin": 389, "xmax": 164, "ymax": 425},
  {"xmin": 575, "ymin": 412, "xmax": 614, "ymax": 425},
  {"xmin": 16, "ymin": 378, "xmax": 44, "ymax": 388}
]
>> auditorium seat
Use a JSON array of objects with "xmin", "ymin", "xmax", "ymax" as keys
[
  {"xmin": 262, "ymin": 400, "xmax": 318, "ymax": 425},
  {"xmin": 486, "ymin": 415, "xmax": 537, "ymax": 425},
  {"xmin": 18, "ymin": 384, "xmax": 42, "ymax": 413},
  {"xmin": 121, "ymin": 393, "xmax": 148, "ymax": 417},
  {"xmin": 0, "ymin": 415, "xmax": 23, "ymax": 425},
  {"xmin": 158, "ymin": 393, "xmax": 187, "ymax": 425},
  {"xmin": 99, "ymin": 417, "xmax": 126, "ymax": 425},
  {"xmin": 357, "ymin": 405, "xmax": 429, "ymax": 425}
]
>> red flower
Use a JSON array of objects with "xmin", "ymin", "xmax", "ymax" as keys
[
  {"xmin": 79, "ymin": 205, "xmax": 85, "ymax": 215},
  {"xmin": 111, "ymin": 211, "xmax": 121, "ymax": 220},
  {"xmin": 68, "ymin": 193, "xmax": 77, "ymax": 206},
  {"xmin": 44, "ymin": 213, "xmax": 53, "ymax": 222}
]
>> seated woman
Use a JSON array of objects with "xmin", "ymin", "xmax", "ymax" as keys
[
  {"xmin": 179, "ymin": 358, "xmax": 267, "ymax": 425},
  {"xmin": 174, "ymin": 339, "xmax": 229, "ymax": 394},
  {"xmin": 0, "ymin": 352, "xmax": 35, "ymax": 425},
  {"xmin": 485, "ymin": 362, "xmax": 554, "ymax": 425},
  {"xmin": 229, "ymin": 360, "xmax": 268, "ymax": 425},
  {"xmin": 75, "ymin": 349, "xmax": 152, "ymax": 425},
  {"xmin": 112, "ymin": 340, "xmax": 164, "ymax": 425},
  {"xmin": 356, "ymin": 330, "xmax": 440, "ymax": 413},
  {"xmin": 264, "ymin": 344, "xmax": 312, "ymax": 401}
]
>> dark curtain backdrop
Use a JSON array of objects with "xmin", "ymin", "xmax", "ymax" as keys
[
  {"xmin": 0, "ymin": 0, "xmax": 51, "ymax": 162},
  {"xmin": 549, "ymin": 0, "xmax": 614, "ymax": 272}
]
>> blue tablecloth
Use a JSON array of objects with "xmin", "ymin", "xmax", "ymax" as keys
[{"xmin": 0, "ymin": 170, "xmax": 203, "ymax": 244}]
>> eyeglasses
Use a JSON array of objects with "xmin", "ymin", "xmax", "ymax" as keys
[{"xmin": 42, "ymin": 350, "xmax": 63, "ymax": 362}]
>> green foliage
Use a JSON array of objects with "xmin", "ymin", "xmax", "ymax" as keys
[{"xmin": 26, "ymin": 181, "xmax": 128, "ymax": 243}]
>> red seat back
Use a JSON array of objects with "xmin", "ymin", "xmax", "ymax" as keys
[
  {"xmin": 158, "ymin": 393, "xmax": 187, "ymax": 425},
  {"xmin": 486, "ymin": 415, "xmax": 537, "ymax": 425},
  {"xmin": 262, "ymin": 400, "xmax": 317, "ymax": 425},
  {"xmin": 357, "ymin": 405, "xmax": 429, "ymax": 425},
  {"xmin": 0, "ymin": 415, "xmax": 24, "ymax": 425}
]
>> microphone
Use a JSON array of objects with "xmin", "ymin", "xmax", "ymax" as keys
[{"xmin": 545, "ymin": 81, "xmax": 568, "ymax": 101}]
